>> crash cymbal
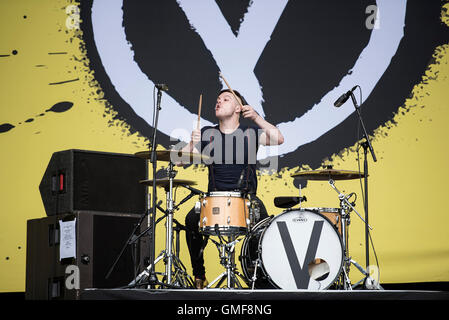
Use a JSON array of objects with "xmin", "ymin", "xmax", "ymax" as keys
[
  {"xmin": 135, "ymin": 150, "xmax": 209, "ymax": 163},
  {"xmin": 291, "ymin": 169, "xmax": 365, "ymax": 181},
  {"xmin": 139, "ymin": 178, "xmax": 197, "ymax": 188}
]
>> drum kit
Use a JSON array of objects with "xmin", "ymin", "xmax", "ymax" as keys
[
  {"xmin": 117, "ymin": 79, "xmax": 379, "ymax": 291},
  {"xmin": 120, "ymin": 148, "xmax": 377, "ymax": 291}
]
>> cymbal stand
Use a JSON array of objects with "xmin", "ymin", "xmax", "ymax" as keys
[
  {"xmin": 159, "ymin": 161, "xmax": 195, "ymax": 287},
  {"xmin": 328, "ymin": 179, "xmax": 373, "ymax": 290},
  {"xmin": 328, "ymin": 179, "xmax": 372, "ymax": 231},
  {"xmin": 127, "ymin": 196, "xmax": 195, "ymax": 288},
  {"xmin": 164, "ymin": 161, "xmax": 176, "ymax": 284},
  {"xmin": 207, "ymin": 233, "xmax": 246, "ymax": 289},
  {"xmin": 127, "ymin": 163, "xmax": 196, "ymax": 289}
]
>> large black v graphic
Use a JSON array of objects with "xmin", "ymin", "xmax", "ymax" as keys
[{"xmin": 276, "ymin": 220, "xmax": 324, "ymax": 289}]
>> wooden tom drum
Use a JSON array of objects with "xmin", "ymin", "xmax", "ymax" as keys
[{"xmin": 199, "ymin": 191, "xmax": 250, "ymax": 236}]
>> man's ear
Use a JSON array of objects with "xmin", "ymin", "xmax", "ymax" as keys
[{"xmin": 235, "ymin": 103, "xmax": 242, "ymax": 114}]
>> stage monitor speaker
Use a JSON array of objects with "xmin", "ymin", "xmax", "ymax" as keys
[
  {"xmin": 39, "ymin": 149, "xmax": 147, "ymax": 216},
  {"xmin": 25, "ymin": 211, "xmax": 150, "ymax": 300}
]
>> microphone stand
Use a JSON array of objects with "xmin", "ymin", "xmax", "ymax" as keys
[
  {"xmin": 350, "ymin": 91, "xmax": 377, "ymax": 281},
  {"xmin": 105, "ymin": 86, "xmax": 166, "ymax": 288},
  {"xmin": 146, "ymin": 86, "xmax": 164, "ymax": 288}
]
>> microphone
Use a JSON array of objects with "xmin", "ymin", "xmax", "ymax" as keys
[
  {"xmin": 237, "ymin": 168, "xmax": 246, "ymax": 189},
  {"xmin": 182, "ymin": 184, "xmax": 203, "ymax": 195},
  {"xmin": 155, "ymin": 83, "xmax": 169, "ymax": 92},
  {"xmin": 334, "ymin": 86, "xmax": 358, "ymax": 108}
]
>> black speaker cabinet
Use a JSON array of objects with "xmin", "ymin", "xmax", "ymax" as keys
[
  {"xmin": 25, "ymin": 211, "xmax": 149, "ymax": 300},
  {"xmin": 39, "ymin": 149, "xmax": 147, "ymax": 216}
]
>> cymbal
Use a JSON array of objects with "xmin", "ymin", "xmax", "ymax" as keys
[
  {"xmin": 291, "ymin": 169, "xmax": 365, "ymax": 181},
  {"xmin": 139, "ymin": 178, "xmax": 197, "ymax": 188},
  {"xmin": 135, "ymin": 150, "xmax": 209, "ymax": 163}
]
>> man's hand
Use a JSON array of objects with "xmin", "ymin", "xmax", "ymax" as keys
[
  {"xmin": 191, "ymin": 128, "xmax": 201, "ymax": 146},
  {"xmin": 241, "ymin": 105, "xmax": 260, "ymax": 121}
]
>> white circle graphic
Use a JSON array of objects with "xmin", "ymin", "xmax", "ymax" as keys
[{"xmin": 91, "ymin": 0, "xmax": 406, "ymax": 159}]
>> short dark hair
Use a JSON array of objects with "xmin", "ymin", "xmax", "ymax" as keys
[{"xmin": 219, "ymin": 89, "xmax": 248, "ymax": 106}]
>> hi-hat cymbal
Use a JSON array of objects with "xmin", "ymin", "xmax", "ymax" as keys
[
  {"xmin": 139, "ymin": 178, "xmax": 197, "ymax": 188},
  {"xmin": 291, "ymin": 169, "xmax": 365, "ymax": 181},
  {"xmin": 135, "ymin": 150, "xmax": 209, "ymax": 163}
]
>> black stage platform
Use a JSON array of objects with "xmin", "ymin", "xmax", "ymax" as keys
[{"xmin": 80, "ymin": 288, "xmax": 449, "ymax": 301}]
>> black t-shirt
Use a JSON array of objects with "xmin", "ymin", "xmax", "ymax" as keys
[{"xmin": 196, "ymin": 124, "xmax": 262, "ymax": 194}]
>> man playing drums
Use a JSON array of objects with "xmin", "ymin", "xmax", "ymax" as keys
[{"xmin": 182, "ymin": 89, "xmax": 284, "ymax": 288}]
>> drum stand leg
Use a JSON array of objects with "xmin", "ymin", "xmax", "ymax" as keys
[
  {"xmin": 207, "ymin": 236, "xmax": 246, "ymax": 289},
  {"xmin": 127, "ymin": 251, "xmax": 165, "ymax": 288},
  {"xmin": 341, "ymin": 258, "xmax": 353, "ymax": 290},
  {"xmin": 169, "ymin": 222, "xmax": 195, "ymax": 288},
  {"xmin": 250, "ymin": 259, "xmax": 261, "ymax": 290}
]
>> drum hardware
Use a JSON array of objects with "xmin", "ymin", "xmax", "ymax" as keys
[
  {"xmin": 126, "ymin": 151, "xmax": 208, "ymax": 289},
  {"xmin": 128, "ymin": 213, "xmax": 196, "ymax": 288},
  {"xmin": 328, "ymin": 179, "xmax": 372, "ymax": 231},
  {"xmin": 248, "ymin": 197, "xmax": 260, "ymax": 229},
  {"xmin": 327, "ymin": 178, "xmax": 376, "ymax": 290},
  {"xmin": 127, "ymin": 218, "xmax": 194, "ymax": 289},
  {"xmin": 206, "ymin": 231, "xmax": 247, "ymax": 289},
  {"xmin": 163, "ymin": 162, "xmax": 179, "ymax": 285},
  {"xmin": 249, "ymin": 258, "xmax": 261, "ymax": 290}
]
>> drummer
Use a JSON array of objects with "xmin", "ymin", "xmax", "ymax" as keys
[{"xmin": 182, "ymin": 89, "xmax": 284, "ymax": 289}]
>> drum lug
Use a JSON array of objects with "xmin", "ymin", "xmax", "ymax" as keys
[
  {"xmin": 227, "ymin": 216, "xmax": 231, "ymax": 224},
  {"xmin": 202, "ymin": 199, "xmax": 207, "ymax": 207},
  {"xmin": 202, "ymin": 217, "xmax": 207, "ymax": 225},
  {"xmin": 227, "ymin": 198, "xmax": 231, "ymax": 206},
  {"xmin": 194, "ymin": 201, "xmax": 201, "ymax": 214}
]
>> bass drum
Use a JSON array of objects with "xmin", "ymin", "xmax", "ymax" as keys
[{"xmin": 240, "ymin": 209, "xmax": 343, "ymax": 290}]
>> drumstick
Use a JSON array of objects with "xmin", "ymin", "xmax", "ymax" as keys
[
  {"xmin": 219, "ymin": 72, "xmax": 244, "ymax": 108},
  {"xmin": 197, "ymin": 94, "xmax": 202, "ymax": 130}
]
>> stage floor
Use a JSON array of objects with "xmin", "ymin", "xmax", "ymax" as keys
[{"xmin": 80, "ymin": 288, "xmax": 449, "ymax": 301}]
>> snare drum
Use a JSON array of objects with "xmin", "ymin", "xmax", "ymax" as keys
[
  {"xmin": 199, "ymin": 191, "xmax": 250, "ymax": 236},
  {"xmin": 240, "ymin": 208, "xmax": 343, "ymax": 290}
]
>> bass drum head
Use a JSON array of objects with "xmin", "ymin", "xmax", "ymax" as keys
[{"xmin": 260, "ymin": 209, "xmax": 343, "ymax": 290}]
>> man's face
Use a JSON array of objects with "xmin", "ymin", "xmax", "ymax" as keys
[{"xmin": 215, "ymin": 92, "xmax": 242, "ymax": 120}]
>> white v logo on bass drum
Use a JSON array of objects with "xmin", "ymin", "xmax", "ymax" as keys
[{"xmin": 260, "ymin": 209, "xmax": 343, "ymax": 290}]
